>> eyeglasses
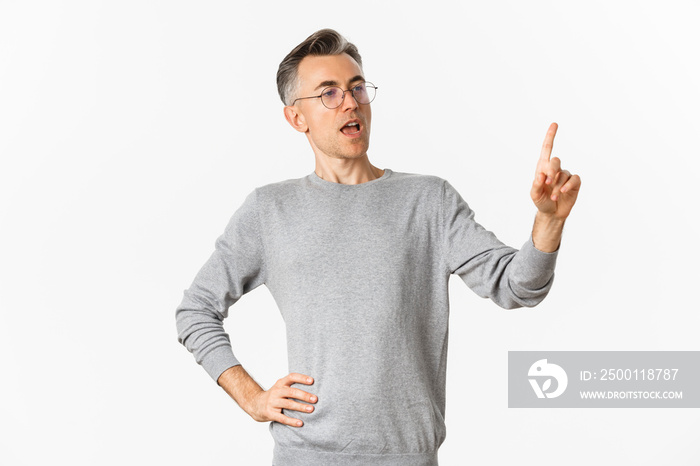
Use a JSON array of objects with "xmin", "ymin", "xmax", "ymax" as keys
[{"xmin": 292, "ymin": 81, "xmax": 378, "ymax": 109}]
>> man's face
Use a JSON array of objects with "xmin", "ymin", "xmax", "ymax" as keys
[{"xmin": 288, "ymin": 53, "xmax": 372, "ymax": 160}]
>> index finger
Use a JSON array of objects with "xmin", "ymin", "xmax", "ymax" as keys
[{"xmin": 539, "ymin": 122, "xmax": 558, "ymax": 162}]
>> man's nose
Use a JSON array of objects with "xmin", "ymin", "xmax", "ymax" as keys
[{"xmin": 339, "ymin": 89, "xmax": 359, "ymax": 111}]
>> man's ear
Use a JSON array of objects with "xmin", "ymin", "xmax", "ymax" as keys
[{"xmin": 283, "ymin": 105, "xmax": 308, "ymax": 133}]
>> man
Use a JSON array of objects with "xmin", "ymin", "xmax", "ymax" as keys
[{"xmin": 176, "ymin": 29, "xmax": 580, "ymax": 465}]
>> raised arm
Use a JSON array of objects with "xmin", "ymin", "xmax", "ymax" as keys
[{"xmin": 443, "ymin": 179, "xmax": 558, "ymax": 309}]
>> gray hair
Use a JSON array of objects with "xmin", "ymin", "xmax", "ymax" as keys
[{"xmin": 277, "ymin": 29, "xmax": 363, "ymax": 106}]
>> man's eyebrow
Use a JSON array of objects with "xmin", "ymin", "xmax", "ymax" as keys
[{"xmin": 314, "ymin": 75, "xmax": 365, "ymax": 91}]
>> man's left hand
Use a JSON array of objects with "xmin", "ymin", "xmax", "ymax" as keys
[{"xmin": 530, "ymin": 122, "xmax": 581, "ymax": 220}]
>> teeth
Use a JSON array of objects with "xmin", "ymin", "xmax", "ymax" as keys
[{"xmin": 345, "ymin": 122, "xmax": 358, "ymax": 127}]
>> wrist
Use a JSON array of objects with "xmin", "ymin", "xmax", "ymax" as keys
[
  {"xmin": 218, "ymin": 365, "xmax": 265, "ymax": 415},
  {"xmin": 532, "ymin": 212, "xmax": 566, "ymax": 253},
  {"xmin": 535, "ymin": 211, "xmax": 566, "ymax": 229}
]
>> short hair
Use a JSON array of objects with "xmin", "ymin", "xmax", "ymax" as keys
[{"xmin": 277, "ymin": 29, "xmax": 363, "ymax": 106}]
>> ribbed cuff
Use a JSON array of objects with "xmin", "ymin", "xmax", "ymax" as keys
[
  {"xmin": 502, "ymin": 236, "xmax": 560, "ymax": 307},
  {"xmin": 200, "ymin": 345, "xmax": 240, "ymax": 382},
  {"xmin": 519, "ymin": 235, "xmax": 559, "ymax": 274}
]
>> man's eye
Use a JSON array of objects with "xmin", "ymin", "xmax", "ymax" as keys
[{"xmin": 323, "ymin": 89, "xmax": 339, "ymax": 98}]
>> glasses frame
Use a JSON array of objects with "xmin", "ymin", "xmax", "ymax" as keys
[{"xmin": 291, "ymin": 81, "xmax": 378, "ymax": 109}]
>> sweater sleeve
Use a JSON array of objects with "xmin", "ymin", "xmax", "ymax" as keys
[
  {"xmin": 175, "ymin": 189, "xmax": 266, "ymax": 381},
  {"xmin": 441, "ymin": 180, "xmax": 558, "ymax": 309}
]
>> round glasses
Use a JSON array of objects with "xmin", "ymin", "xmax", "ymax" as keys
[{"xmin": 292, "ymin": 82, "xmax": 378, "ymax": 109}]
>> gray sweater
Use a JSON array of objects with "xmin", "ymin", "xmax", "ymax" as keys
[{"xmin": 176, "ymin": 169, "xmax": 558, "ymax": 465}]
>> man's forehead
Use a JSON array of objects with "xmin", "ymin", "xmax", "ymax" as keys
[{"xmin": 297, "ymin": 54, "xmax": 364, "ymax": 90}]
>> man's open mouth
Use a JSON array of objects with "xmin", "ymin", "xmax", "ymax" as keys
[{"xmin": 340, "ymin": 121, "xmax": 361, "ymax": 135}]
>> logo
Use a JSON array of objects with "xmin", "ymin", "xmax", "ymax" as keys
[{"xmin": 528, "ymin": 359, "xmax": 568, "ymax": 399}]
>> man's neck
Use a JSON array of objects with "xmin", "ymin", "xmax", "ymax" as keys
[{"xmin": 314, "ymin": 154, "xmax": 384, "ymax": 185}]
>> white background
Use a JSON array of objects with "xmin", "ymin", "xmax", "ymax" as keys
[{"xmin": 1, "ymin": 1, "xmax": 698, "ymax": 465}]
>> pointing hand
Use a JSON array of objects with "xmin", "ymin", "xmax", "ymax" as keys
[{"xmin": 530, "ymin": 122, "xmax": 581, "ymax": 220}]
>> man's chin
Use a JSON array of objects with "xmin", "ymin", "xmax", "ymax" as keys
[
  {"xmin": 340, "ymin": 146, "xmax": 370, "ymax": 159},
  {"xmin": 311, "ymin": 136, "xmax": 370, "ymax": 160},
  {"xmin": 343, "ymin": 138, "xmax": 370, "ymax": 155}
]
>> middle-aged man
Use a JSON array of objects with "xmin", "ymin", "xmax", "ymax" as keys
[{"xmin": 176, "ymin": 29, "xmax": 580, "ymax": 465}]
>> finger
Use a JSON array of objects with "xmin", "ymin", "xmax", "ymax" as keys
[
  {"xmin": 282, "ymin": 373, "xmax": 314, "ymax": 386},
  {"xmin": 276, "ymin": 398, "xmax": 315, "ymax": 413},
  {"xmin": 272, "ymin": 412, "xmax": 305, "ymax": 427},
  {"xmin": 550, "ymin": 170, "xmax": 571, "ymax": 201},
  {"xmin": 283, "ymin": 386, "xmax": 318, "ymax": 404},
  {"xmin": 560, "ymin": 174, "xmax": 581, "ymax": 194},
  {"xmin": 530, "ymin": 172, "xmax": 548, "ymax": 202},
  {"xmin": 544, "ymin": 157, "xmax": 561, "ymax": 185},
  {"xmin": 532, "ymin": 172, "xmax": 545, "ymax": 191},
  {"xmin": 538, "ymin": 122, "xmax": 558, "ymax": 163}
]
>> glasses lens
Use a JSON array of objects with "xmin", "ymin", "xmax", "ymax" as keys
[
  {"xmin": 352, "ymin": 82, "xmax": 375, "ymax": 104},
  {"xmin": 321, "ymin": 87, "xmax": 343, "ymax": 108}
]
